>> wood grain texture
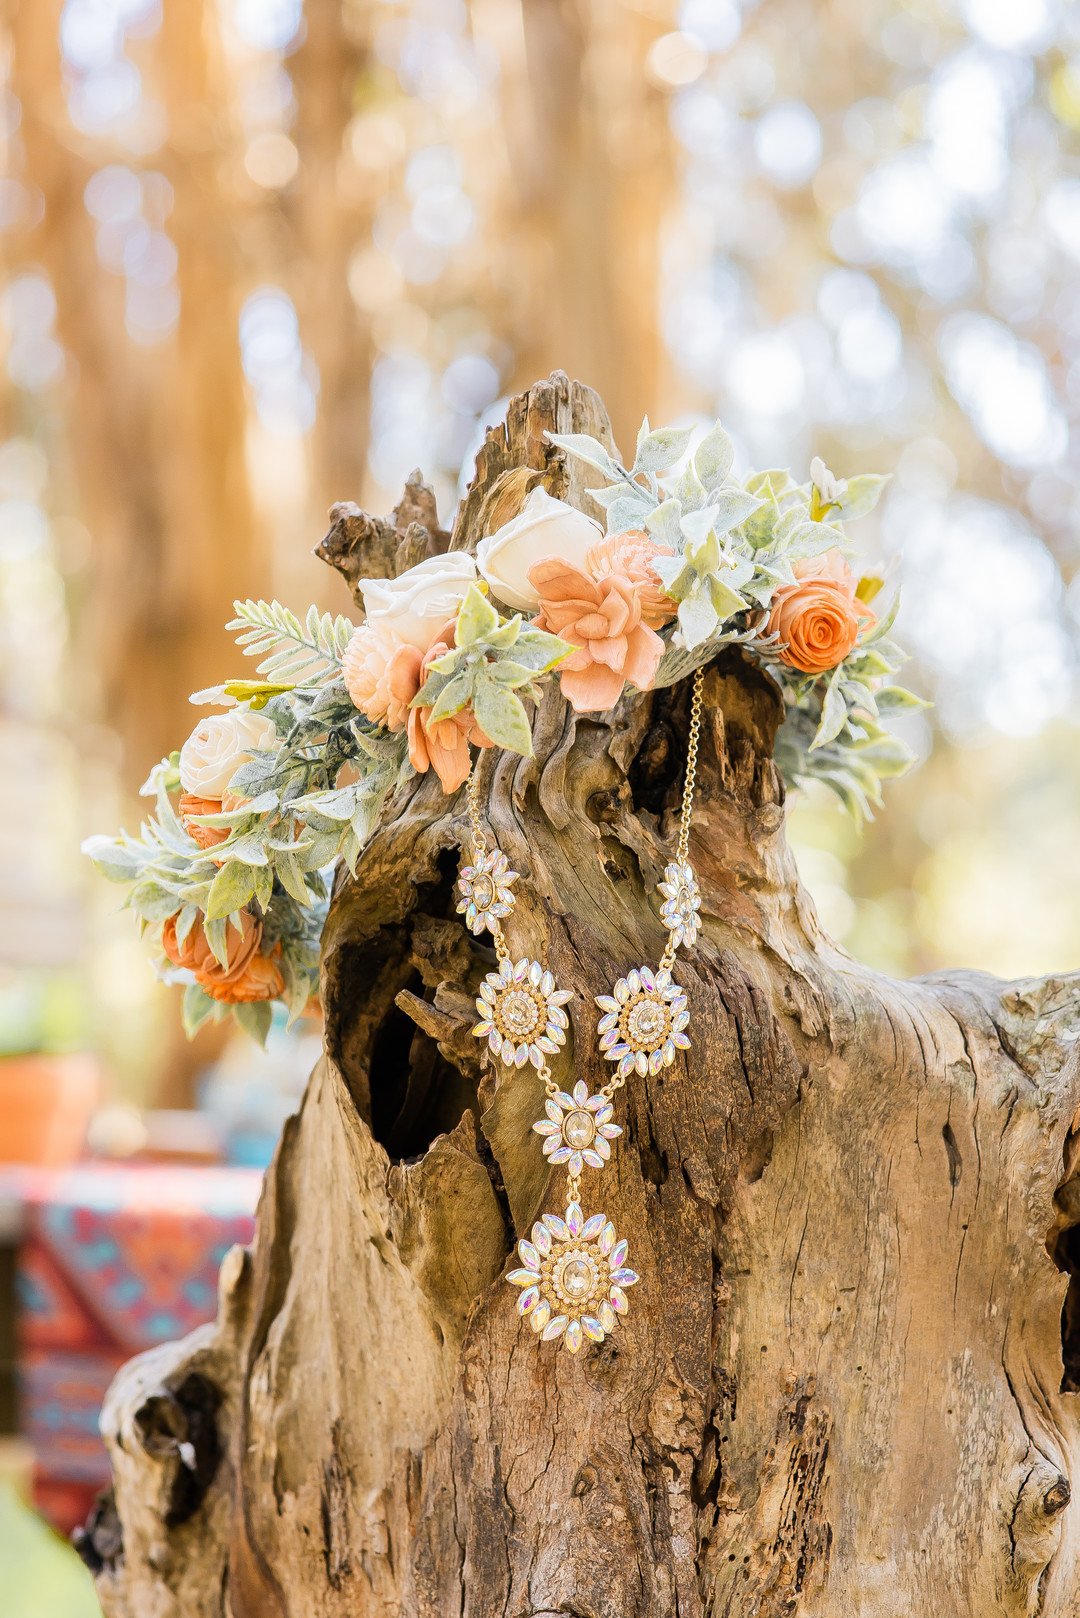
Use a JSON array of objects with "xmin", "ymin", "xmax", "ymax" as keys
[{"xmin": 91, "ymin": 375, "xmax": 1080, "ymax": 1617}]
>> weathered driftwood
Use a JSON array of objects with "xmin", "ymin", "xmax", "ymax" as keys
[{"xmin": 87, "ymin": 374, "xmax": 1080, "ymax": 1617}]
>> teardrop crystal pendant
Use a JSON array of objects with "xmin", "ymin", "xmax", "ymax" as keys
[{"xmin": 504, "ymin": 1201, "xmax": 638, "ymax": 1352}]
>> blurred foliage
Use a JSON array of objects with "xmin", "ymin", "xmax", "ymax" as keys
[{"xmin": 0, "ymin": 0, "xmax": 1078, "ymax": 1108}]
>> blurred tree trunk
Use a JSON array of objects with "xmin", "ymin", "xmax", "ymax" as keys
[
  {"xmin": 474, "ymin": 0, "xmax": 675, "ymax": 456},
  {"xmin": 9, "ymin": 0, "xmax": 254, "ymax": 1101},
  {"xmin": 88, "ymin": 377, "xmax": 1080, "ymax": 1618},
  {"xmin": 288, "ymin": 0, "xmax": 376, "ymax": 513}
]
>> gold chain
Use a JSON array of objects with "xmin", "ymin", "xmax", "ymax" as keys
[
  {"xmin": 466, "ymin": 755, "xmax": 511, "ymax": 965},
  {"xmin": 658, "ymin": 665, "xmax": 704, "ymax": 974},
  {"xmin": 464, "ymin": 667, "xmax": 705, "ymax": 1193}
]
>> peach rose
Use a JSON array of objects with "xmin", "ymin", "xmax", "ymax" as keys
[
  {"xmin": 529, "ymin": 557, "xmax": 665, "ymax": 713},
  {"xmin": 586, "ymin": 531, "xmax": 676, "ymax": 631},
  {"xmin": 342, "ymin": 621, "xmax": 425, "ymax": 732},
  {"xmin": 407, "ymin": 619, "xmax": 492, "ymax": 793},
  {"xmin": 161, "ymin": 911, "xmax": 284, "ymax": 1004},
  {"xmin": 179, "ymin": 790, "xmax": 249, "ymax": 851},
  {"xmin": 767, "ymin": 549, "xmax": 874, "ymax": 675}
]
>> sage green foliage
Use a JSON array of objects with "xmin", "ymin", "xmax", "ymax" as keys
[
  {"xmin": 412, "ymin": 583, "xmax": 572, "ymax": 755},
  {"xmin": 549, "ymin": 421, "xmax": 919, "ymax": 815},
  {"xmin": 84, "ymin": 598, "xmax": 407, "ymax": 1041}
]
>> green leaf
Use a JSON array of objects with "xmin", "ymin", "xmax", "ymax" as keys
[
  {"xmin": 707, "ymin": 575, "xmax": 748, "ymax": 623},
  {"xmin": 430, "ymin": 671, "xmax": 474, "ymax": 722},
  {"xmin": 204, "ymin": 913, "xmax": 232, "ymax": 968},
  {"xmin": 182, "ymin": 982, "xmax": 220, "ymax": 1039},
  {"xmin": 712, "ymin": 482, "xmax": 764, "ymax": 533},
  {"xmin": 206, "ymin": 859, "xmax": 257, "ymax": 921},
  {"xmin": 693, "ymin": 421, "xmax": 735, "ymax": 488},
  {"xmin": 633, "ymin": 425, "xmax": 694, "ymax": 475},
  {"xmin": 677, "ymin": 590, "xmax": 720, "ymax": 648},
  {"xmin": 810, "ymin": 673, "xmax": 849, "ymax": 752},
  {"xmin": 233, "ymin": 1000, "xmax": 274, "ymax": 1046},
  {"xmin": 276, "ymin": 851, "xmax": 313, "ymax": 906},
  {"xmin": 222, "ymin": 680, "xmax": 297, "ymax": 707},
  {"xmin": 838, "ymin": 473, "xmax": 891, "ymax": 521},
  {"xmin": 545, "ymin": 430, "xmax": 618, "ymax": 479},
  {"xmin": 472, "ymin": 676, "xmax": 534, "ymax": 755},
  {"xmin": 643, "ymin": 498, "xmax": 684, "ymax": 549},
  {"xmin": 874, "ymin": 685, "xmax": 928, "ymax": 713},
  {"xmin": 604, "ymin": 493, "xmax": 655, "ymax": 533},
  {"xmin": 174, "ymin": 903, "xmax": 199, "ymax": 949},
  {"xmin": 414, "ymin": 661, "xmax": 457, "ymax": 709},
  {"xmin": 505, "ymin": 627, "xmax": 573, "ymax": 673},
  {"xmin": 455, "ymin": 583, "xmax": 499, "ymax": 647},
  {"xmin": 81, "ymin": 836, "xmax": 145, "ymax": 883},
  {"xmin": 253, "ymin": 865, "xmax": 274, "ymax": 912},
  {"xmin": 292, "ymin": 785, "xmax": 358, "ymax": 821},
  {"xmin": 130, "ymin": 880, "xmax": 182, "ymax": 922}
]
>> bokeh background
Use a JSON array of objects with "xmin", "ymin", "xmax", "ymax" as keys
[{"xmin": 2, "ymin": 0, "xmax": 1080, "ymax": 1608}]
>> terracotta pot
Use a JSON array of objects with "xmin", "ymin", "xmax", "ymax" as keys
[{"xmin": 0, "ymin": 1053, "xmax": 100, "ymax": 1167}]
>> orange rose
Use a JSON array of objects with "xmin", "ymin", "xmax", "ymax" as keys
[
  {"xmin": 161, "ymin": 911, "xmax": 283, "ymax": 1004},
  {"xmin": 179, "ymin": 790, "xmax": 248, "ymax": 851},
  {"xmin": 767, "ymin": 549, "xmax": 874, "ymax": 675},
  {"xmin": 407, "ymin": 619, "xmax": 492, "ymax": 793}
]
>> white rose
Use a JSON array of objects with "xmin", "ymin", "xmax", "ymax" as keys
[
  {"xmin": 359, "ymin": 552, "xmax": 477, "ymax": 651},
  {"xmin": 179, "ymin": 709, "xmax": 280, "ymax": 797},
  {"xmin": 475, "ymin": 486, "xmax": 603, "ymax": 613}
]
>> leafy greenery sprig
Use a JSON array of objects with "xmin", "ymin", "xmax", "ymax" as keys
[
  {"xmin": 411, "ymin": 584, "xmax": 572, "ymax": 753},
  {"xmin": 548, "ymin": 421, "xmax": 918, "ymax": 816}
]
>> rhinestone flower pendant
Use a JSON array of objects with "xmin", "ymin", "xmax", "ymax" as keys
[
  {"xmin": 473, "ymin": 957, "xmax": 573, "ymax": 1069},
  {"xmin": 596, "ymin": 965, "xmax": 690, "ymax": 1077},
  {"xmin": 505, "ymin": 1201, "xmax": 638, "ymax": 1353},
  {"xmin": 658, "ymin": 860, "xmax": 701, "ymax": 950},
  {"xmin": 456, "ymin": 848, "xmax": 517, "ymax": 937},
  {"xmin": 532, "ymin": 1079, "xmax": 622, "ymax": 1176}
]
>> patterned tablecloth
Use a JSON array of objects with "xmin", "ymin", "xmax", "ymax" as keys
[{"xmin": 1, "ymin": 1162, "xmax": 261, "ymax": 1533}]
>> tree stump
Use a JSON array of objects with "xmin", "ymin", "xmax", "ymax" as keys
[{"xmin": 86, "ymin": 375, "xmax": 1080, "ymax": 1617}]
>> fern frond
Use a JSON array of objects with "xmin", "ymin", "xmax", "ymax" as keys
[{"xmin": 227, "ymin": 599, "xmax": 355, "ymax": 683}]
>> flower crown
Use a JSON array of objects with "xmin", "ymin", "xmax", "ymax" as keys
[{"xmin": 84, "ymin": 421, "xmax": 921, "ymax": 1042}]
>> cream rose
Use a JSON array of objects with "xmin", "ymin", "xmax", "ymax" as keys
[
  {"xmin": 476, "ymin": 486, "xmax": 603, "ymax": 613},
  {"xmin": 358, "ymin": 553, "xmax": 477, "ymax": 651},
  {"xmin": 178, "ymin": 709, "xmax": 280, "ymax": 797}
]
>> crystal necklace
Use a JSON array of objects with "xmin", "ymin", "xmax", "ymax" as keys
[{"xmin": 457, "ymin": 668, "xmax": 704, "ymax": 1355}]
